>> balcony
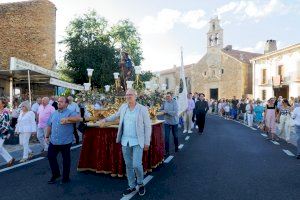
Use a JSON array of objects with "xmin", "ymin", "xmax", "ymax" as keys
[{"xmin": 259, "ymin": 79, "xmax": 272, "ymax": 86}]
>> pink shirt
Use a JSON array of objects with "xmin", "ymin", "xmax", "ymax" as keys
[{"xmin": 37, "ymin": 104, "xmax": 55, "ymax": 128}]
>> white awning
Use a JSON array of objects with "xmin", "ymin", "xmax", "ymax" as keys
[{"xmin": 50, "ymin": 78, "xmax": 84, "ymax": 91}]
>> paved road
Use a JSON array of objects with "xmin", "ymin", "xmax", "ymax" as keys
[{"xmin": 0, "ymin": 115, "xmax": 299, "ymax": 200}]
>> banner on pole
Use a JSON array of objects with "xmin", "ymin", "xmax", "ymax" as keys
[{"xmin": 177, "ymin": 47, "xmax": 188, "ymax": 115}]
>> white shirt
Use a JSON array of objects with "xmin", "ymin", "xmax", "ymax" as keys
[
  {"xmin": 246, "ymin": 104, "xmax": 254, "ymax": 114},
  {"xmin": 292, "ymin": 107, "xmax": 300, "ymax": 126},
  {"xmin": 16, "ymin": 111, "xmax": 37, "ymax": 133},
  {"xmin": 31, "ymin": 102, "xmax": 40, "ymax": 113}
]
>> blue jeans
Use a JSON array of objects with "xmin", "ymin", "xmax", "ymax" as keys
[
  {"xmin": 122, "ymin": 145, "xmax": 144, "ymax": 188},
  {"xmin": 231, "ymin": 108, "xmax": 238, "ymax": 119},
  {"xmin": 295, "ymin": 125, "xmax": 300, "ymax": 155},
  {"xmin": 164, "ymin": 124, "xmax": 179, "ymax": 154}
]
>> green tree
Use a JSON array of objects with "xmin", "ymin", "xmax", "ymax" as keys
[
  {"xmin": 140, "ymin": 71, "xmax": 155, "ymax": 82},
  {"xmin": 62, "ymin": 11, "xmax": 119, "ymax": 88},
  {"xmin": 110, "ymin": 19, "xmax": 143, "ymax": 66}
]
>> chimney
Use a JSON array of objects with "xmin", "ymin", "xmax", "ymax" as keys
[
  {"xmin": 264, "ymin": 40, "xmax": 277, "ymax": 54},
  {"xmin": 224, "ymin": 45, "xmax": 232, "ymax": 51}
]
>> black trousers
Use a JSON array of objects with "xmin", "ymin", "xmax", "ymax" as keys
[
  {"xmin": 164, "ymin": 124, "xmax": 179, "ymax": 154},
  {"xmin": 73, "ymin": 123, "xmax": 79, "ymax": 144},
  {"xmin": 196, "ymin": 112, "xmax": 206, "ymax": 132},
  {"xmin": 48, "ymin": 143, "xmax": 72, "ymax": 180}
]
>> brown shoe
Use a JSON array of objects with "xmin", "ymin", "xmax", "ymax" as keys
[{"xmin": 7, "ymin": 158, "xmax": 15, "ymax": 167}]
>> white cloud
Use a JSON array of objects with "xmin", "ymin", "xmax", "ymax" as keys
[
  {"xmin": 216, "ymin": 0, "xmax": 289, "ymax": 22},
  {"xmin": 139, "ymin": 8, "xmax": 208, "ymax": 35},
  {"xmin": 181, "ymin": 9, "xmax": 208, "ymax": 29},
  {"xmin": 139, "ymin": 9, "xmax": 181, "ymax": 35},
  {"xmin": 239, "ymin": 41, "xmax": 266, "ymax": 53}
]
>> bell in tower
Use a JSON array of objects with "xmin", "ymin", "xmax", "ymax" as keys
[{"xmin": 207, "ymin": 16, "xmax": 223, "ymax": 49}]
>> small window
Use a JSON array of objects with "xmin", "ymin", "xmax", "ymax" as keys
[
  {"xmin": 212, "ymin": 22, "xmax": 215, "ymax": 30},
  {"xmin": 262, "ymin": 90, "xmax": 266, "ymax": 100},
  {"xmin": 204, "ymin": 71, "xmax": 207, "ymax": 76},
  {"xmin": 212, "ymin": 70, "xmax": 215, "ymax": 76},
  {"xmin": 262, "ymin": 69, "xmax": 267, "ymax": 84},
  {"xmin": 221, "ymin": 69, "xmax": 224, "ymax": 74}
]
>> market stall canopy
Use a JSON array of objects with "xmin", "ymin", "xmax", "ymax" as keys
[{"xmin": 3, "ymin": 57, "xmax": 84, "ymax": 90}]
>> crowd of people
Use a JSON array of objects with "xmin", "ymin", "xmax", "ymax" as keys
[
  {"xmin": 0, "ymin": 96, "xmax": 81, "ymax": 167},
  {"xmin": 205, "ymin": 95, "xmax": 300, "ymax": 159},
  {"xmin": 0, "ymin": 90, "xmax": 299, "ymax": 197}
]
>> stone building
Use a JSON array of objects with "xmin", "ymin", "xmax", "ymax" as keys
[
  {"xmin": 251, "ymin": 42, "xmax": 300, "ymax": 100},
  {"xmin": 158, "ymin": 16, "xmax": 261, "ymax": 99},
  {"xmin": 0, "ymin": 0, "xmax": 57, "ymax": 98}
]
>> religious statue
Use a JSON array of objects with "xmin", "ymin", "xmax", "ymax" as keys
[{"xmin": 119, "ymin": 52, "xmax": 134, "ymax": 90}]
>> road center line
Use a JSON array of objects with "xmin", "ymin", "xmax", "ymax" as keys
[
  {"xmin": 164, "ymin": 156, "xmax": 174, "ymax": 163},
  {"xmin": 178, "ymin": 144, "xmax": 184, "ymax": 149},
  {"xmin": 0, "ymin": 157, "xmax": 45, "ymax": 173},
  {"xmin": 185, "ymin": 136, "xmax": 190, "ymax": 141},
  {"xmin": 120, "ymin": 175, "xmax": 154, "ymax": 200},
  {"xmin": 283, "ymin": 149, "xmax": 295, "ymax": 157},
  {"xmin": 1, "ymin": 143, "xmax": 82, "ymax": 173},
  {"xmin": 71, "ymin": 144, "xmax": 82, "ymax": 150},
  {"xmin": 271, "ymin": 141, "xmax": 280, "ymax": 145},
  {"xmin": 261, "ymin": 134, "xmax": 268, "ymax": 137}
]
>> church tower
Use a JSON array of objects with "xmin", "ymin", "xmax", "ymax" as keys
[{"xmin": 207, "ymin": 16, "xmax": 223, "ymax": 52}]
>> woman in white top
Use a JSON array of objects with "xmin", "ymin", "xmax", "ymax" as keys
[
  {"xmin": 246, "ymin": 100, "xmax": 254, "ymax": 127},
  {"xmin": 15, "ymin": 102, "xmax": 37, "ymax": 163},
  {"xmin": 292, "ymin": 101, "xmax": 300, "ymax": 159}
]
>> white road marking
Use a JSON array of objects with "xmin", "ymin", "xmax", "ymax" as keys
[
  {"xmin": 185, "ymin": 136, "xmax": 190, "ymax": 141},
  {"xmin": 261, "ymin": 134, "xmax": 268, "ymax": 137},
  {"xmin": 164, "ymin": 156, "xmax": 174, "ymax": 163},
  {"xmin": 271, "ymin": 141, "xmax": 280, "ymax": 145},
  {"xmin": 250, "ymin": 127, "xmax": 257, "ymax": 130},
  {"xmin": 178, "ymin": 144, "xmax": 184, "ymax": 149},
  {"xmin": 120, "ymin": 175, "xmax": 154, "ymax": 200},
  {"xmin": 71, "ymin": 144, "xmax": 82, "ymax": 150},
  {"xmin": 0, "ymin": 143, "xmax": 82, "ymax": 173},
  {"xmin": 0, "ymin": 157, "xmax": 45, "ymax": 173},
  {"xmin": 283, "ymin": 149, "xmax": 295, "ymax": 157}
]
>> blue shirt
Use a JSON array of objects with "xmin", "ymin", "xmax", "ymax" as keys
[
  {"xmin": 121, "ymin": 106, "xmax": 138, "ymax": 147},
  {"xmin": 67, "ymin": 102, "xmax": 80, "ymax": 113},
  {"xmin": 47, "ymin": 108, "xmax": 78, "ymax": 145}
]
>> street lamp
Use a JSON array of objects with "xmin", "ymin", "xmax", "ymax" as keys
[
  {"xmin": 87, "ymin": 68, "xmax": 94, "ymax": 84},
  {"xmin": 104, "ymin": 85, "xmax": 110, "ymax": 92},
  {"xmin": 126, "ymin": 81, "xmax": 134, "ymax": 89},
  {"xmin": 134, "ymin": 66, "xmax": 142, "ymax": 87},
  {"xmin": 83, "ymin": 83, "xmax": 91, "ymax": 91},
  {"xmin": 113, "ymin": 72, "xmax": 120, "ymax": 89}
]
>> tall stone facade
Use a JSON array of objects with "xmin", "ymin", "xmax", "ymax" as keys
[
  {"xmin": 158, "ymin": 17, "xmax": 261, "ymax": 100},
  {"xmin": 0, "ymin": 0, "xmax": 56, "ymax": 70}
]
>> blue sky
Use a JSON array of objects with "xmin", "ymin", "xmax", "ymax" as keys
[{"xmin": 1, "ymin": 0, "xmax": 300, "ymax": 71}]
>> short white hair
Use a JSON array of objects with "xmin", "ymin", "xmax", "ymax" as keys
[
  {"xmin": 21, "ymin": 101, "xmax": 31, "ymax": 111},
  {"xmin": 126, "ymin": 88, "xmax": 137, "ymax": 96}
]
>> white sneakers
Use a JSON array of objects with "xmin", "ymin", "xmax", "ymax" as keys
[{"xmin": 183, "ymin": 130, "xmax": 193, "ymax": 133}]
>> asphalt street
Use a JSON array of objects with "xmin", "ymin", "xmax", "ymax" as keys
[{"xmin": 0, "ymin": 115, "xmax": 299, "ymax": 200}]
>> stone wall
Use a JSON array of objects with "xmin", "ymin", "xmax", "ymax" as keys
[{"xmin": 0, "ymin": 0, "xmax": 56, "ymax": 70}]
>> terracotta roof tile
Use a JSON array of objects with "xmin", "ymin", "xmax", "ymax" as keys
[{"xmin": 222, "ymin": 49, "xmax": 262, "ymax": 64}]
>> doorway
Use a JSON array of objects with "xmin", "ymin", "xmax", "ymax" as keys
[
  {"xmin": 273, "ymin": 85, "xmax": 289, "ymax": 99},
  {"xmin": 210, "ymin": 88, "xmax": 218, "ymax": 100}
]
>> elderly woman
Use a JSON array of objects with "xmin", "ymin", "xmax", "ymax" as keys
[
  {"xmin": 15, "ymin": 102, "xmax": 36, "ymax": 163},
  {"xmin": 0, "ymin": 97, "xmax": 15, "ymax": 166}
]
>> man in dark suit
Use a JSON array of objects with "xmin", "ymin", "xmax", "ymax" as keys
[{"xmin": 194, "ymin": 93, "xmax": 209, "ymax": 134}]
